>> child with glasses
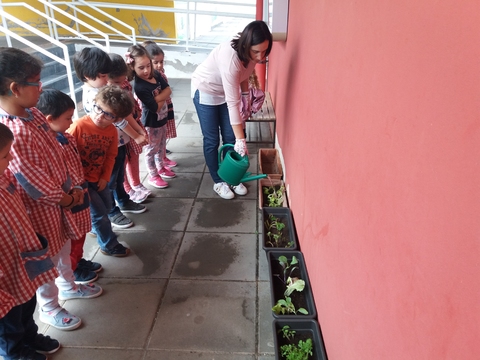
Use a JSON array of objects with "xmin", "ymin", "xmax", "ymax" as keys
[
  {"xmin": 67, "ymin": 86, "xmax": 135, "ymax": 257},
  {"xmin": 0, "ymin": 47, "xmax": 88, "ymax": 332},
  {"xmin": 73, "ymin": 47, "xmax": 148, "ymax": 230}
]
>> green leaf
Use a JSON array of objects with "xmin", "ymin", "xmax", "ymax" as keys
[{"xmin": 284, "ymin": 278, "xmax": 305, "ymax": 296}]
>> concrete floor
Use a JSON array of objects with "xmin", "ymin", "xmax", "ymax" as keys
[{"xmin": 20, "ymin": 78, "xmax": 277, "ymax": 359}]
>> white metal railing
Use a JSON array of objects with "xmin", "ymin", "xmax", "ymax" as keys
[
  {"xmin": 48, "ymin": 0, "xmax": 256, "ymax": 51},
  {"xmin": 0, "ymin": 4, "xmax": 80, "ymax": 118},
  {"xmin": 47, "ymin": 0, "xmax": 135, "ymax": 46}
]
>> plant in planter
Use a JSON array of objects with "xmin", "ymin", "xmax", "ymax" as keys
[
  {"xmin": 268, "ymin": 251, "xmax": 316, "ymax": 319},
  {"xmin": 262, "ymin": 208, "xmax": 298, "ymax": 251},
  {"xmin": 259, "ymin": 179, "xmax": 287, "ymax": 209},
  {"xmin": 272, "ymin": 256, "xmax": 308, "ymax": 315},
  {"xmin": 279, "ymin": 325, "xmax": 313, "ymax": 360},
  {"xmin": 264, "ymin": 183, "xmax": 286, "ymax": 207},
  {"xmin": 273, "ymin": 320, "xmax": 327, "ymax": 360}
]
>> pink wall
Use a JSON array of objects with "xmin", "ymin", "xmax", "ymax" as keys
[{"xmin": 267, "ymin": 1, "xmax": 480, "ymax": 358}]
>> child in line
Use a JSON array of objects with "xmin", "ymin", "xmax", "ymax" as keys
[
  {"xmin": 0, "ymin": 47, "xmax": 100, "ymax": 332},
  {"xmin": 143, "ymin": 41, "xmax": 178, "ymax": 161},
  {"xmin": 0, "ymin": 123, "xmax": 60, "ymax": 360},
  {"xmin": 73, "ymin": 47, "xmax": 148, "ymax": 229},
  {"xmin": 126, "ymin": 44, "xmax": 174, "ymax": 189},
  {"xmin": 107, "ymin": 54, "xmax": 151, "ymax": 203},
  {"xmin": 67, "ymin": 85, "xmax": 135, "ymax": 257},
  {"xmin": 37, "ymin": 89, "xmax": 103, "ymax": 284}
]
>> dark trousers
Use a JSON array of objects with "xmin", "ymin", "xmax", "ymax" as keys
[
  {"xmin": 108, "ymin": 145, "xmax": 129, "ymax": 218},
  {"xmin": 0, "ymin": 295, "xmax": 38, "ymax": 360}
]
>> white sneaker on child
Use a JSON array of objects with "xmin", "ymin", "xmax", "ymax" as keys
[{"xmin": 128, "ymin": 189, "xmax": 149, "ymax": 204}]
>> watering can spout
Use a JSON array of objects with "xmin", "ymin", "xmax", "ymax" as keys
[{"xmin": 217, "ymin": 144, "xmax": 267, "ymax": 186}]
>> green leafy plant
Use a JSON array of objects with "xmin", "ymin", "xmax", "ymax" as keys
[
  {"xmin": 272, "ymin": 256, "xmax": 309, "ymax": 315},
  {"xmin": 279, "ymin": 326, "xmax": 313, "ymax": 360},
  {"xmin": 272, "ymin": 296, "xmax": 308, "ymax": 315},
  {"xmin": 280, "ymin": 338, "xmax": 313, "ymax": 360},
  {"xmin": 263, "ymin": 184, "xmax": 285, "ymax": 207},
  {"xmin": 265, "ymin": 215, "xmax": 287, "ymax": 247},
  {"xmin": 280, "ymin": 325, "xmax": 296, "ymax": 341}
]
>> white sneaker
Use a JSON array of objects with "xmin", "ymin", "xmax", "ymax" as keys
[
  {"xmin": 213, "ymin": 182, "xmax": 234, "ymax": 199},
  {"xmin": 231, "ymin": 183, "xmax": 248, "ymax": 196}
]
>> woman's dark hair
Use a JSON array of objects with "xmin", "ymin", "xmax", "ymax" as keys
[
  {"xmin": 142, "ymin": 41, "xmax": 164, "ymax": 57},
  {"xmin": 0, "ymin": 47, "xmax": 43, "ymax": 96},
  {"xmin": 37, "ymin": 89, "xmax": 75, "ymax": 118},
  {"xmin": 95, "ymin": 85, "xmax": 133, "ymax": 119},
  {"xmin": 0, "ymin": 123, "xmax": 14, "ymax": 150},
  {"xmin": 126, "ymin": 44, "xmax": 154, "ymax": 80},
  {"xmin": 108, "ymin": 53, "xmax": 128, "ymax": 79},
  {"xmin": 73, "ymin": 47, "xmax": 112, "ymax": 82},
  {"xmin": 231, "ymin": 20, "xmax": 272, "ymax": 66}
]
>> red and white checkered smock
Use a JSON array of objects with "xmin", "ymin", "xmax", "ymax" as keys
[
  {"xmin": 0, "ymin": 169, "xmax": 58, "ymax": 318},
  {"xmin": 56, "ymin": 132, "xmax": 91, "ymax": 235},
  {"xmin": 0, "ymin": 108, "xmax": 82, "ymax": 257}
]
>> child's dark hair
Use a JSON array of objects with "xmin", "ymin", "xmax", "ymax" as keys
[
  {"xmin": 95, "ymin": 85, "xmax": 133, "ymax": 119},
  {"xmin": 73, "ymin": 47, "xmax": 112, "ymax": 82},
  {"xmin": 231, "ymin": 20, "xmax": 272, "ymax": 66},
  {"xmin": 0, "ymin": 123, "xmax": 14, "ymax": 150},
  {"xmin": 37, "ymin": 89, "xmax": 75, "ymax": 118},
  {"xmin": 126, "ymin": 44, "xmax": 154, "ymax": 79},
  {"xmin": 142, "ymin": 41, "xmax": 164, "ymax": 57},
  {"xmin": 108, "ymin": 53, "xmax": 128, "ymax": 79},
  {"xmin": 0, "ymin": 47, "xmax": 43, "ymax": 96}
]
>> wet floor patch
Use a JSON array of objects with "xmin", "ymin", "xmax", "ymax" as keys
[{"xmin": 176, "ymin": 234, "xmax": 239, "ymax": 276}]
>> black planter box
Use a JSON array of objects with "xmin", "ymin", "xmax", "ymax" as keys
[
  {"xmin": 262, "ymin": 207, "xmax": 298, "ymax": 252},
  {"xmin": 273, "ymin": 319, "xmax": 327, "ymax": 360},
  {"xmin": 268, "ymin": 250, "xmax": 316, "ymax": 320}
]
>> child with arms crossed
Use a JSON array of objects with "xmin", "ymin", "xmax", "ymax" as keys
[{"xmin": 126, "ymin": 44, "xmax": 174, "ymax": 189}]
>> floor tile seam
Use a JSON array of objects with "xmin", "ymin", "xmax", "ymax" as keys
[{"xmin": 144, "ymin": 348, "xmax": 257, "ymax": 356}]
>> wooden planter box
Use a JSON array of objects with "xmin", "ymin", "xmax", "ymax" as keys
[
  {"xmin": 262, "ymin": 208, "xmax": 298, "ymax": 252},
  {"xmin": 259, "ymin": 179, "xmax": 288, "ymax": 209},
  {"xmin": 259, "ymin": 148, "xmax": 283, "ymax": 180},
  {"xmin": 268, "ymin": 250, "xmax": 316, "ymax": 320},
  {"xmin": 273, "ymin": 319, "xmax": 327, "ymax": 360}
]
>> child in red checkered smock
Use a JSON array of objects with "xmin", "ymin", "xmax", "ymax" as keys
[
  {"xmin": 143, "ymin": 41, "xmax": 178, "ymax": 165},
  {"xmin": 107, "ymin": 57, "xmax": 151, "ymax": 203},
  {"xmin": 0, "ymin": 48, "xmax": 96, "ymax": 332},
  {"xmin": 37, "ymin": 89, "xmax": 104, "ymax": 288},
  {"xmin": 0, "ymin": 123, "xmax": 60, "ymax": 360}
]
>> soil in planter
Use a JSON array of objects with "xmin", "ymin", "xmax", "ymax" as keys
[
  {"xmin": 262, "ymin": 185, "xmax": 285, "ymax": 208},
  {"xmin": 264, "ymin": 214, "xmax": 294, "ymax": 248},
  {"xmin": 271, "ymin": 261, "xmax": 310, "ymax": 314}
]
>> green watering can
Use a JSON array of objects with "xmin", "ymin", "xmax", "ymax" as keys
[{"xmin": 217, "ymin": 144, "xmax": 267, "ymax": 186}]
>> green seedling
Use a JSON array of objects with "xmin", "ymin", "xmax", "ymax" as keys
[
  {"xmin": 272, "ymin": 296, "xmax": 308, "ymax": 315},
  {"xmin": 263, "ymin": 185, "xmax": 285, "ymax": 207},
  {"xmin": 280, "ymin": 325, "xmax": 296, "ymax": 341},
  {"xmin": 265, "ymin": 215, "xmax": 288, "ymax": 247}
]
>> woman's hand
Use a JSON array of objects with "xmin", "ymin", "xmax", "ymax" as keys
[{"xmin": 234, "ymin": 138, "xmax": 248, "ymax": 157}]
